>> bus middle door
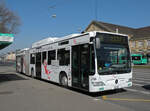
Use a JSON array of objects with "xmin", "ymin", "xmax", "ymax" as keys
[{"xmin": 36, "ymin": 52, "xmax": 41, "ymax": 78}]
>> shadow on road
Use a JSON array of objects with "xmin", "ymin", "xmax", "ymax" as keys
[
  {"xmin": 0, "ymin": 74, "xmax": 28, "ymax": 83},
  {"xmin": 142, "ymin": 85, "xmax": 150, "ymax": 90},
  {"xmin": 40, "ymin": 78, "xmax": 127, "ymax": 97},
  {"xmin": 68, "ymin": 87, "xmax": 127, "ymax": 97}
]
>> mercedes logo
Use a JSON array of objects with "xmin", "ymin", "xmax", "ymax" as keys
[{"xmin": 115, "ymin": 79, "xmax": 118, "ymax": 84}]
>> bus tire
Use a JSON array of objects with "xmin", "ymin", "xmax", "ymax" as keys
[{"xmin": 60, "ymin": 72, "xmax": 68, "ymax": 87}]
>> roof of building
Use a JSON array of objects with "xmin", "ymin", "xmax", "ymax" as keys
[
  {"xmin": 85, "ymin": 20, "xmax": 150, "ymax": 40},
  {"xmin": 134, "ymin": 26, "xmax": 150, "ymax": 39},
  {"xmin": 0, "ymin": 33, "xmax": 14, "ymax": 50}
]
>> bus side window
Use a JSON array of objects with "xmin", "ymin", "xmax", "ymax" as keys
[
  {"xmin": 65, "ymin": 51, "xmax": 70, "ymax": 65},
  {"xmin": 30, "ymin": 54, "xmax": 35, "ymax": 64},
  {"xmin": 57, "ymin": 49, "xmax": 70, "ymax": 66},
  {"xmin": 48, "ymin": 50, "xmax": 56, "ymax": 65}
]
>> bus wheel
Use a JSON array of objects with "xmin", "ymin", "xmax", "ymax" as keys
[{"xmin": 60, "ymin": 73, "xmax": 68, "ymax": 87}]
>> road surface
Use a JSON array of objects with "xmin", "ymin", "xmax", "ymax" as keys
[{"xmin": 0, "ymin": 62, "xmax": 150, "ymax": 111}]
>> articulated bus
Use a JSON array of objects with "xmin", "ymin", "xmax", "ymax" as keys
[
  {"xmin": 16, "ymin": 31, "xmax": 132, "ymax": 92},
  {"xmin": 131, "ymin": 54, "xmax": 148, "ymax": 65}
]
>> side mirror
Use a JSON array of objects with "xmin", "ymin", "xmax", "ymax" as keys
[
  {"xmin": 96, "ymin": 38, "xmax": 100, "ymax": 49},
  {"xmin": 89, "ymin": 37, "xmax": 94, "ymax": 44}
]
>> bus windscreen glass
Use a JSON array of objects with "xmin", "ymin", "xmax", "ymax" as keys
[{"xmin": 96, "ymin": 33, "xmax": 131, "ymax": 75}]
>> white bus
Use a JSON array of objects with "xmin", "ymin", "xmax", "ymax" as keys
[{"xmin": 17, "ymin": 31, "xmax": 132, "ymax": 92}]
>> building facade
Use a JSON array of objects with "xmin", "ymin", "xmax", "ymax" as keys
[
  {"xmin": 5, "ymin": 52, "xmax": 16, "ymax": 61},
  {"xmin": 84, "ymin": 21, "xmax": 150, "ymax": 62}
]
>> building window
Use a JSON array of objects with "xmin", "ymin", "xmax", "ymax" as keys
[
  {"xmin": 132, "ymin": 41, "xmax": 136, "ymax": 47},
  {"xmin": 138, "ymin": 41, "xmax": 144, "ymax": 47}
]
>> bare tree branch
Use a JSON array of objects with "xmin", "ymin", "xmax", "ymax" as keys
[{"xmin": 0, "ymin": 1, "xmax": 20, "ymax": 34}]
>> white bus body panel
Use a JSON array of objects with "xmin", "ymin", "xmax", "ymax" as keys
[
  {"xmin": 24, "ymin": 50, "xmax": 30, "ymax": 76},
  {"xmin": 16, "ymin": 48, "xmax": 30, "ymax": 75},
  {"xmin": 89, "ymin": 72, "xmax": 132, "ymax": 92},
  {"xmin": 16, "ymin": 56, "xmax": 21, "ymax": 72},
  {"xmin": 41, "ymin": 64, "xmax": 71, "ymax": 86}
]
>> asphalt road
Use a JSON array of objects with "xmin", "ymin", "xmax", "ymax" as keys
[
  {"xmin": 0, "ymin": 62, "xmax": 150, "ymax": 111},
  {"xmin": 94, "ymin": 68, "xmax": 150, "ymax": 111}
]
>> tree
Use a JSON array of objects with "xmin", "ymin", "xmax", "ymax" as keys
[{"xmin": 0, "ymin": 1, "xmax": 20, "ymax": 34}]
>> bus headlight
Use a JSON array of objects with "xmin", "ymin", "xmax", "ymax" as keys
[
  {"xmin": 127, "ymin": 78, "xmax": 132, "ymax": 82},
  {"xmin": 92, "ymin": 81, "xmax": 105, "ymax": 86}
]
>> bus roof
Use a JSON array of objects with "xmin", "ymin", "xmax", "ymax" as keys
[
  {"xmin": 31, "ymin": 31, "xmax": 128, "ymax": 48},
  {"xmin": 32, "ymin": 37, "xmax": 58, "ymax": 48},
  {"xmin": 16, "ymin": 48, "xmax": 29, "ymax": 55},
  {"xmin": 31, "ymin": 33, "xmax": 83, "ymax": 48}
]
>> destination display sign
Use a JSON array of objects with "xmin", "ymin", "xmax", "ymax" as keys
[{"xmin": 98, "ymin": 33, "xmax": 128, "ymax": 44}]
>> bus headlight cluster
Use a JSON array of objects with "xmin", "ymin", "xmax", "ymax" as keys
[
  {"xmin": 92, "ymin": 81, "xmax": 105, "ymax": 86},
  {"xmin": 127, "ymin": 78, "xmax": 132, "ymax": 82}
]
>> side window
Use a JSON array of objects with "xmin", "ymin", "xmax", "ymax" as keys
[
  {"xmin": 30, "ymin": 54, "xmax": 35, "ymax": 64},
  {"xmin": 42, "ymin": 51, "xmax": 47, "ymax": 64},
  {"xmin": 142, "ymin": 55, "xmax": 147, "ymax": 59},
  {"xmin": 48, "ymin": 50, "xmax": 56, "ymax": 65},
  {"xmin": 57, "ymin": 49, "xmax": 70, "ymax": 66}
]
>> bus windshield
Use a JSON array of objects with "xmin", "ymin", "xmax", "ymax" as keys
[{"xmin": 96, "ymin": 33, "xmax": 131, "ymax": 75}]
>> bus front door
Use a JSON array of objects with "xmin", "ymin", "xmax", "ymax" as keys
[
  {"xmin": 36, "ymin": 52, "xmax": 41, "ymax": 78},
  {"xmin": 72, "ymin": 44, "xmax": 89, "ymax": 90}
]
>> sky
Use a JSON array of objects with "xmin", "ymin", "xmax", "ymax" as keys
[{"xmin": 1, "ymin": 0, "xmax": 150, "ymax": 53}]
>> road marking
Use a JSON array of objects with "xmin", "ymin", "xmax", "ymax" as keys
[
  {"xmin": 102, "ymin": 96, "xmax": 150, "ymax": 102},
  {"xmin": 132, "ymin": 83, "xmax": 143, "ymax": 86},
  {"xmin": 125, "ymin": 88, "xmax": 150, "ymax": 95}
]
